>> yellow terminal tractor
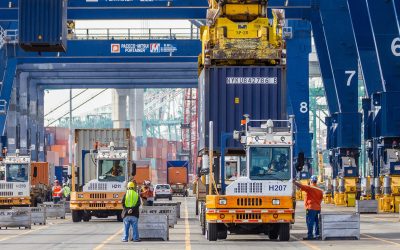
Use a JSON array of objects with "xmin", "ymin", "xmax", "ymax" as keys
[
  {"xmin": 204, "ymin": 116, "xmax": 295, "ymax": 241},
  {"xmin": 70, "ymin": 129, "xmax": 135, "ymax": 222},
  {"xmin": 0, "ymin": 151, "xmax": 31, "ymax": 207}
]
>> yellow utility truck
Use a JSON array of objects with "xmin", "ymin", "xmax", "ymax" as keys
[{"xmin": 70, "ymin": 129, "xmax": 135, "ymax": 222}]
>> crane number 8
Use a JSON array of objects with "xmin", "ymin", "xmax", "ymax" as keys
[{"xmin": 300, "ymin": 102, "xmax": 308, "ymax": 113}]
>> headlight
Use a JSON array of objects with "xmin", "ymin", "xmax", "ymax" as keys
[
  {"xmin": 78, "ymin": 194, "xmax": 84, "ymax": 199},
  {"xmin": 219, "ymin": 198, "xmax": 227, "ymax": 205},
  {"xmin": 272, "ymin": 199, "xmax": 280, "ymax": 205},
  {"xmin": 113, "ymin": 194, "xmax": 119, "ymax": 198}
]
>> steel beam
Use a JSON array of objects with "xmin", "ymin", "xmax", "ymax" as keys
[
  {"xmin": 0, "ymin": 0, "xmax": 208, "ymax": 21},
  {"xmin": 286, "ymin": 20, "xmax": 313, "ymax": 170}
]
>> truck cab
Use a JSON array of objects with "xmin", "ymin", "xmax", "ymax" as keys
[
  {"xmin": 205, "ymin": 117, "xmax": 295, "ymax": 241},
  {"xmin": 0, "ymin": 152, "xmax": 31, "ymax": 207},
  {"xmin": 70, "ymin": 143, "xmax": 129, "ymax": 222}
]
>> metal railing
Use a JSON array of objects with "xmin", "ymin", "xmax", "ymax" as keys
[
  {"xmin": 71, "ymin": 27, "xmax": 200, "ymax": 40},
  {"xmin": 0, "ymin": 28, "xmax": 18, "ymax": 48}
]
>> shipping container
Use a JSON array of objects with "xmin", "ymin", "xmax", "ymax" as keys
[
  {"xmin": 19, "ymin": 0, "xmax": 67, "ymax": 52},
  {"xmin": 132, "ymin": 161, "xmax": 152, "ymax": 186},
  {"xmin": 74, "ymin": 129, "xmax": 131, "ymax": 186},
  {"xmin": 198, "ymin": 66, "xmax": 287, "ymax": 152},
  {"xmin": 31, "ymin": 162, "xmax": 49, "ymax": 186},
  {"xmin": 167, "ymin": 161, "xmax": 189, "ymax": 185}
]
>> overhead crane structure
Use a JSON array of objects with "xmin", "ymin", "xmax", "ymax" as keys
[{"xmin": 0, "ymin": 0, "xmax": 399, "ymax": 212}]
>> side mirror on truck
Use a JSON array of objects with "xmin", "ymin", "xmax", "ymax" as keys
[
  {"xmin": 33, "ymin": 167, "xmax": 38, "ymax": 178},
  {"xmin": 131, "ymin": 162, "xmax": 136, "ymax": 177},
  {"xmin": 295, "ymin": 152, "xmax": 305, "ymax": 172}
]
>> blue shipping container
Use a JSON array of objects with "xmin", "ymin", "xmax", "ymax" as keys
[
  {"xmin": 19, "ymin": 0, "xmax": 67, "ymax": 52},
  {"xmin": 198, "ymin": 66, "xmax": 287, "ymax": 152}
]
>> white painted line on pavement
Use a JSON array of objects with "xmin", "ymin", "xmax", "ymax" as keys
[
  {"xmin": 362, "ymin": 233, "xmax": 400, "ymax": 246},
  {"xmin": 290, "ymin": 235, "xmax": 321, "ymax": 250},
  {"xmin": 185, "ymin": 197, "xmax": 191, "ymax": 250},
  {"xmin": 93, "ymin": 228, "xmax": 123, "ymax": 250}
]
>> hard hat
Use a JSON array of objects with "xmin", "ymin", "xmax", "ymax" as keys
[
  {"xmin": 310, "ymin": 175, "xmax": 318, "ymax": 183},
  {"xmin": 127, "ymin": 182, "xmax": 135, "ymax": 189},
  {"xmin": 144, "ymin": 180, "xmax": 151, "ymax": 186}
]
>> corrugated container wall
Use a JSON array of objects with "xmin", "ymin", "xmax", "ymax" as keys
[
  {"xmin": 31, "ymin": 162, "xmax": 49, "ymax": 186},
  {"xmin": 198, "ymin": 66, "xmax": 287, "ymax": 152},
  {"xmin": 19, "ymin": 0, "xmax": 67, "ymax": 52},
  {"xmin": 74, "ymin": 129, "xmax": 131, "ymax": 186}
]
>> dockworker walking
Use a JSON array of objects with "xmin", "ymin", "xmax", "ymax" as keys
[
  {"xmin": 121, "ymin": 181, "xmax": 141, "ymax": 242},
  {"xmin": 52, "ymin": 180, "xmax": 63, "ymax": 204},
  {"xmin": 62, "ymin": 183, "xmax": 71, "ymax": 201},
  {"xmin": 294, "ymin": 175, "xmax": 323, "ymax": 240}
]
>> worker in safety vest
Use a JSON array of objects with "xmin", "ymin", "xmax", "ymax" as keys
[
  {"xmin": 294, "ymin": 175, "xmax": 323, "ymax": 240},
  {"xmin": 121, "ymin": 181, "xmax": 141, "ymax": 242},
  {"xmin": 140, "ymin": 180, "xmax": 154, "ymax": 206},
  {"xmin": 52, "ymin": 180, "xmax": 63, "ymax": 204},
  {"xmin": 62, "ymin": 183, "xmax": 71, "ymax": 201}
]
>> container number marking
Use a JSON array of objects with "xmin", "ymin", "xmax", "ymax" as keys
[
  {"xmin": 300, "ymin": 102, "xmax": 308, "ymax": 113},
  {"xmin": 392, "ymin": 37, "xmax": 400, "ymax": 56},
  {"xmin": 345, "ymin": 70, "xmax": 356, "ymax": 86},
  {"xmin": 269, "ymin": 185, "xmax": 287, "ymax": 191}
]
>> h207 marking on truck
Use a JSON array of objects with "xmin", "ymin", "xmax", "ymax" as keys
[{"xmin": 268, "ymin": 185, "xmax": 287, "ymax": 192}]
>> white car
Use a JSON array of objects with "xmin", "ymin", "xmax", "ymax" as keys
[{"xmin": 154, "ymin": 184, "xmax": 172, "ymax": 201}]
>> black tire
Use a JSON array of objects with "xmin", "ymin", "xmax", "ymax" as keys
[
  {"xmin": 267, "ymin": 224, "xmax": 279, "ymax": 239},
  {"xmin": 117, "ymin": 213, "xmax": 123, "ymax": 222},
  {"xmin": 207, "ymin": 223, "xmax": 218, "ymax": 241},
  {"xmin": 82, "ymin": 212, "xmax": 91, "ymax": 222},
  {"xmin": 154, "ymin": 197, "xmax": 157, "ymax": 201},
  {"xmin": 201, "ymin": 203, "xmax": 206, "ymax": 235},
  {"xmin": 195, "ymin": 199, "xmax": 199, "ymax": 216},
  {"xmin": 268, "ymin": 230, "xmax": 279, "ymax": 240},
  {"xmin": 279, "ymin": 223, "xmax": 290, "ymax": 241},
  {"xmin": 71, "ymin": 210, "xmax": 82, "ymax": 223},
  {"xmin": 217, "ymin": 228, "xmax": 228, "ymax": 240},
  {"xmin": 169, "ymin": 196, "xmax": 172, "ymax": 201}
]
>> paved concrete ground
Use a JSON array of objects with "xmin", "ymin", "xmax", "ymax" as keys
[{"xmin": 0, "ymin": 197, "xmax": 399, "ymax": 250}]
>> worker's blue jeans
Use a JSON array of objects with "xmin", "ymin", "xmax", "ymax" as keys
[
  {"xmin": 306, "ymin": 209, "xmax": 320, "ymax": 239},
  {"xmin": 122, "ymin": 216, "xmax": 139, "ymax": 241}
]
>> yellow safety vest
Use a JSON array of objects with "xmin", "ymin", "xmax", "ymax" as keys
[{"xmin": 125, "ymin": 189, "xmax": 139, "ymax": 208}]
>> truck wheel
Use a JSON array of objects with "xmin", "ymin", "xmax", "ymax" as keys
[
  {"xmin": 195, "ymin": 199, "xmax": 199, "ymax": 216},
  {"xmin": 201, "ymin": 203, "xmax": 206, "ymax": 235},
  {"xmin": 82, "ymin": 212, "xmax": 91, "ymax": 222},
  {"xmin": 72, "ymin": 210, "xmax": 82, "ymax": 223},
  {"xmin": 217, "ymin": 228, "xmax": 228, "ymax": 240},
  {"xmin": 117, "ymin": 213, "xmax": 123, "ymax": 222},
  {"xmin": 207, "ymin": 223, "xmax": 218, "ymax": 241},
  {"xmin": 169, "ymin": 196, "xmax": 172, "ymax": 201},
  {"xmin": 268, "ymin": 230, "xmax": 279, "ymax": 240},
  {"xmin": 154, "ymin": 197, "xmax": 157, "ymax": 201},
  {"xmin": 279, "ymin": 223, "xmax": 290, "ymax": 241}
]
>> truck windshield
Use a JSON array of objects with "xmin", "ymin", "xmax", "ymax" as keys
[
  {"xmin": 249, "ymin": 147, "xmax": 290, "ymax": 180},
  {"xmin": 6, "ymin": 164, "xmax": 29, "ymax": 182},
  {"xmin": 98, "ymin": 159, "xmax": 126, "ymax": 182}
]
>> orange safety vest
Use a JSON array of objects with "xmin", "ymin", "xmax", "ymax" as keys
[{"xmin": 53, "ymin": 185, "xmax": 62, "ymax": 198}]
